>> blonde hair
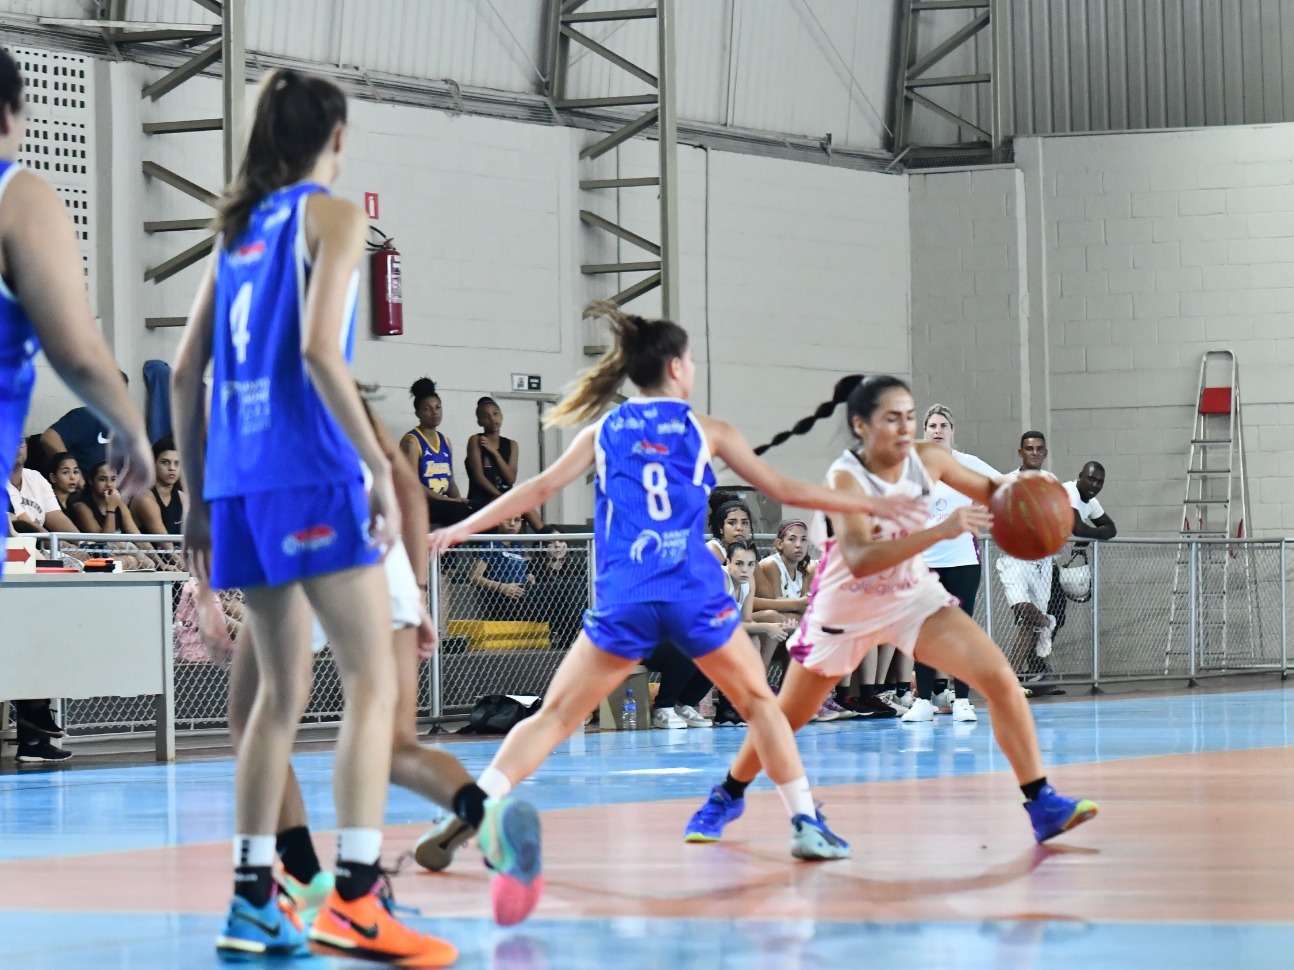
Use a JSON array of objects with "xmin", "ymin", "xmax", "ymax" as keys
[
  {"xmin": 923, "ymin": 403, "xmax": 955, "ymax": 430},
  {"xmin": 545, "ymin": 302, "xmax": 689, "ymax": 428}
]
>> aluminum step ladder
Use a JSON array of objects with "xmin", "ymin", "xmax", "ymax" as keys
[{"xmin": 1165, "ymin": 351, "xmax": 1259, "ymax": 675}]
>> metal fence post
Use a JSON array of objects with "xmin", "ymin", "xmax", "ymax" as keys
[
  {"xmin": 48, "ymin": 534, "xmax": 60, "ymax": 559},
  {"xmin": 1282, "ymin": 539, "xmax": 1289, "ymax": 677},
  {"xmin": 587, "ymin": 536, "xmax": 597, "ymax": 611},
  {"xmin": 981, "ymin": 537, "xmax": 993, "ymax": 643},
  {"xmin": 1188, "ymin": 541, "xmax": 1198, "ymax": 682},
  {"xmin": 429, "ymin": 550, "xmax": 443, "ymax": 720},
  {"xmin": 1090, "ymin": 541, "xmax": 1101, "ymax": 689}
]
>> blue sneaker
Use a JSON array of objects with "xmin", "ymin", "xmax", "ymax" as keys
[
  {"xmin": 684, "ymin": 785, "xmax": 745, "ymax": 843},
  {"xmin": 790, "ymin": 809, "xmax": 851, "ymax": 860},
  {"xmin": 480, "ymin": 795, "xmax": 543, "ymax": 927},
  {"xmin": 216, "ymin": 892, "xmax": 308, "ymax": 961},
  {"xmin": 1025, "ymin": 784, "xmax": 1099, "ymax": 843}
]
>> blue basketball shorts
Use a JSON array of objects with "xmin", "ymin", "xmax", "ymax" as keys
[
  {"xmin": 208, "ymin": 480, "xmax": 381, "ymax": 591},
  {"xmin": 582, "ymin": 585, "xmax": 742, "ymax": 662}
]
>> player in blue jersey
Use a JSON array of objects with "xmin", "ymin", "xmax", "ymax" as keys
[
  {"xmin": 171, "ymin": 69, "xmax": 472, "ymax": 966},
  {"xmin": 426, "ymin": 302, "xmax": 927, "ymax": 921},
  {"xmin": 0, "ymin": 48, "xmax": 152, "ymax": 584}
]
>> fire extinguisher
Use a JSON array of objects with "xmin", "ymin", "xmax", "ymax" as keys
[{"xmin": 368, "ymin": 226, "xmax": 403, "ymax": 337}]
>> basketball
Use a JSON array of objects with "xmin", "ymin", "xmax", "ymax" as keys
[{"xmin": 989, "ymin": 472, "xmax": 1072, "ymax": 560}]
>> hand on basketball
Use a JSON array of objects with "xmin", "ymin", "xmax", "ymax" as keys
[{"xmin": 940, "ymin": 504, "xmax": 992, "ymax": 539}]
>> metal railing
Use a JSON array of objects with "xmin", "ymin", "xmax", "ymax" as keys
[{"xmin": 5, "ymin": 531, "xmax": 1290, "ymax": 740}]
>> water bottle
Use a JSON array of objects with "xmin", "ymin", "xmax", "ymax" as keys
[{"xmin": 621, "ymin": 688, "xmax": 638, "ymax": 730}]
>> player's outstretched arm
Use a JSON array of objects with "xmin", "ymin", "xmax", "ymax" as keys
[
  {"xmin": 700, "ymin": 415, "xmax": 926, "ymax": 531},
  {"xmin": 428, "ymin": 426, "xmax": 596, "ymax": 553},
  {"xmin": 5, "ymin": 170, "xmax": 152, "ymax": 495},
  {"xmin": 917, "ymin": 442, "xmax": 1001, "ymax": 504}
]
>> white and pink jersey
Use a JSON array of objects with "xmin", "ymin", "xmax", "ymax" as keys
[{"xmin": 789, "ymin": 448, "xmax": 957, "ymax": 677}]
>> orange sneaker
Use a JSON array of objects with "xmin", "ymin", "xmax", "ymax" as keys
[{"xmin": 308, "ymin": 885, "xmax": 458, "ymax": 967}]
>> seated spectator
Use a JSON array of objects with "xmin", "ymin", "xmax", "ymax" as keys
[
  {"xmin": 129, "ymin": 436, "xmax": 186, "ymax": 536},
  {"xmin": 724, "ymin": 539, "xmax": 796, "ymax": 649},
  {"xmin": 705, "ymin": 497, "xmax": 753, "ymax": 564},
  {"xmin": 46, "ymin": 451, "xmax": 84, "ymax": 515},
  {"xmin": 466, "ymin": 396, "xmax": 543, "ymax": 532},
  {"xmin": 399, "ymin": 377, "xmax": 473, "ymax": 527},
  {"xmin": 40, "ymin": 370, "xmax": 128, "ymax": 475},
  {"xmin": 69, "ymin": 459, "xmax": 147, "ymax": 570},
  {"xmin": 467, "ymin": 514, "xmax": 531, "ymax": 619},
  {"xmin": 7, "ymin": 438, "xmax": 76, "ymax": 535},
  {"xmin": 527, "ymin": 528, "xmax": 587, "ymax": 649},
  {"xmin": 753, "ymin": 519, "xmax": 815, "ymax": 618}
]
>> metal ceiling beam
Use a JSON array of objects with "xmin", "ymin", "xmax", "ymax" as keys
[
  {"xmin": 125, "ymin": 0, "xmax": 245, "ymax": 286},
  {"xmin": 892, "ymin": 0, "xmax": 1009, "ymax": 158},
  {"xmin": 550, "ymin": 0, "xmax": 679, "ymax": 331}
]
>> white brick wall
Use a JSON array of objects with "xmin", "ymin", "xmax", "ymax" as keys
[
  {"xmin": 1032, "ymin": 125, "xmax": 1294, "ymax": 535},
  {"xmin": 28, "ymin": 62, "xmax": 910, "ymax": 527},
  {"xmin": 910, "ymin": 167, "xmax": 1024, "ymax": 473}
]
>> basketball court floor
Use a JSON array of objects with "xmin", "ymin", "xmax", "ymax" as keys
[{"xmin": 3, "ymin": 686, "xmax": 1293, "ymax": 968}]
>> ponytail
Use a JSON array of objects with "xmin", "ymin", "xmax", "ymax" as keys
[
  {"xmin": 546, "ymin": 301, "xmax": 689, "ymax": 427},
  {"xmin": 754, "ymin": 374, "xmax": 865, "ymax": 455},
  {"xmin": 214, "ymin": 69, "xmax": 348, "ymax": 245}
]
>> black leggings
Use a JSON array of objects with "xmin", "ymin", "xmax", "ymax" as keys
[
  {"xmin": 644, "ymin": 642, "xmax": 712, "ymax": 710},
  {"xmin": 915, "ymin": 564, "xmax": 982, "ymax": 700}
]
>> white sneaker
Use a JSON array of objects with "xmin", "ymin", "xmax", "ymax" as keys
[
  {"xmin": 931, "ymin": 689, "xmax": 955, "ymax": 713},
  {"xmin": 697, "ymin": 690, "xmax": 717, "ymax": 720},
  {"xmin": 877, "ymin": 689, "xmax": 911, "ymax": 712},
  {"xmin": 652, "ymin": 707, "xmax": 688, "ymax": 729},
  {"xmin": 901, "ymin": 697, "xmax": 936, "ymax": 723},
  {"xmin": 951, "ymin": 698, "xmax": 978, "ymax": 722},
  {"xmin": 674, "ymin": 704, "xmax": 713, "ymax": 728}
]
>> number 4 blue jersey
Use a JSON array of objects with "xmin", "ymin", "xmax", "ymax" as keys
[
  {"xmin": 591, "ymin": 397, "xmax": 725, "ymax": 607},
  {"xmin": 205, "ymin": 182, "xmax": 363, "ymax": 500}
]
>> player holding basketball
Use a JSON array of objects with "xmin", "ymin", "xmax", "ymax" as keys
[
  {"xmin": 173, "ymin": 69, "xmax": 481, "ymax": 965},
  {"xmin": 425, "ymin": 304, "xmax": 927, "ymax": 920},
  {"xmin": 684, "ymin": 375, "xmax": 1098, "ymax": 847}
]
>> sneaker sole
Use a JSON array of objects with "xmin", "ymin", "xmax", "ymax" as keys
[
  {"xmin": 790, "ymin": 835, "xmax": 852, "ymax": 861},
  {"xmin": 684, "ymin": 832, "xmax": 720, "ymax": 843},
  {"xmin": 482, "ymin": 799, "xmax": 543, "ymax": 926},
  {"xmin": 15, "ymin": 753, "xmax": 73, "ymax": 763},
  {"xmin": 1038, "ymin": 800, "xmax": 1100, "ymax": 843},
  {"xmin": 307, "ymin": 935, "xmax": 458, "ymax": 968},
  {"xmin": 413, "ymin": 817, "xmax": 476, "ymax": 872},
  {"xmin": 217, "ymin": 936, "xmax": 308, "ymax": 961}
]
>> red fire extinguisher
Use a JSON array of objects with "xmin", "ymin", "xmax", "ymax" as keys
[{"xmin": 368, "ymin": 227, "xmax": 403, "ymax": 337}]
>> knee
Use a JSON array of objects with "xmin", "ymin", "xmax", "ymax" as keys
[{"xmin": 977, "ymin": 662, "xmax": 1020, "ymax": 701}]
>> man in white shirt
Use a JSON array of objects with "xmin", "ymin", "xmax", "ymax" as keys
[
  {"xmin": 993, "ymin": 431, "xmax": 1059, "ymax": 691},
  {"xmin": 7, "ymin": 439, "xmax": 75, "ymax": 534},
  {"xmin": 1064, "ymin": 462, "xmax": 1117, "ymax": 543}
]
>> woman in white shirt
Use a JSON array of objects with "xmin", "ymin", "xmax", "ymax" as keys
[{"xmin": 903, "ymin": 404, "xmax": 1000, "ymax": 724}]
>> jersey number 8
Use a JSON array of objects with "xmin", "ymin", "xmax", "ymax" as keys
[{"xmin": 642, "ymin": 462, "xmax": 672, "ymax": 521}]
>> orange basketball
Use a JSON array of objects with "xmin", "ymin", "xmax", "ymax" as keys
[{"xmin": 989, "ymin": 472, "xmax": 1072, "ymax": 560}]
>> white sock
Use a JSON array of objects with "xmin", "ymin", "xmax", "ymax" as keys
[
  {"xmin": 336, "ymin": 828, "xmax": 382, "ymax": 865},
  {"xmin": 234, "ymin": 834, "xmax": 276, "ymax": 868},
  {"xmin": 477, "ymin": 766, "xmax": 513, "ymax": 800},
  {"xmin": 776, "ymin": 777, "xmax": 816, "ymax": 819}
]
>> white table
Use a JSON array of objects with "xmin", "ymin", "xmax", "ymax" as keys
[{"xmin": 0, "ymin": 572, "xmax": 183, "ymax": 761}]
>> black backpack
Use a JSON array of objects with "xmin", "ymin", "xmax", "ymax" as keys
[{"xmin": 461, "ymin": 694, "xmax": 542, "ymax": 734}]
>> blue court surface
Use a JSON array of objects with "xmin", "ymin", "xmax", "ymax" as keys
[{"xmin": 3, "ymin": 686, "xmax": 1293, "ymax": 968}]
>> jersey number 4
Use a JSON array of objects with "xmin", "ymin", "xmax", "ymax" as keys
[
  {"xmin": 643, "ymin": 462, "xmax": 672, "ymax": 521},
  {"xmin": 230, "ymin": 281, "xmax": 253, "ymax": 365}
]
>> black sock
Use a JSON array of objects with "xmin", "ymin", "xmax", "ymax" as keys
[
  {"xmin": 275, "ymin": 826, "xmax": 322, "ymax": 885},
  {"xmin": 859, "ymin": 684, "xmax": 879, "ymax": 699},
  {"xmin": 954, "ymin": 679, "xmax": 971, "ymax": 700},
  {"xmin": 335, "ymin": 859, "xmax": 382, "ymax": 902},
  {"xmin": 1020, "ymin": 777, "xmax": 1048, "ymax": 802},
  {"xmin": 833, "ymin": 686, "xmax": 850, "ymax": 703},
  {"xmin": 234, "ymin": 865, "xmax": 274, "ymax": 908},
  {"xmin": 933, "ymin": 678, "xmax": 949, "ymax": 695},
  {"xmin": 914, "ymin": 663, "xmax": 937, "ymax": 699},
  {"xmin": 452, "ymin": 782, "xmax": 488, "ymax": 829},
  {"xmin": 721, "ymin": 772, "xmax": 750, "ymax": 801}
]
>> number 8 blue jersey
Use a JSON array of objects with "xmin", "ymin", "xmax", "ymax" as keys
[
  {"xmin": 591, "ymin": 397, "xmax": 725, "ymax": 607},
  {"xmin": 205, "ymin": 182, "xmax": 363, "ymax": 499}
]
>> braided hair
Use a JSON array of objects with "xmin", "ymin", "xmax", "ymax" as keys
[{"xmin": 755, "ymin": 374, "xmax": 911, "ymax": 455}]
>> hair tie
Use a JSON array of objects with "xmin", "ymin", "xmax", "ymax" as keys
[{"xmin": 777, "ymin": 520, "xmax": 807, "ymax": 539}]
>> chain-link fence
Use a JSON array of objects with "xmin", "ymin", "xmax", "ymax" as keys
[
  {"xmin": 979, "ymin": 536, "xmax": 1289, "ymax": 688},
  {"xmin": 10, "ymin": 531, "xmax": 1291, "ymax": 741},
  {"xmin": 428, "ymin": 533, "xmax": 592, "ymax": 716}
]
